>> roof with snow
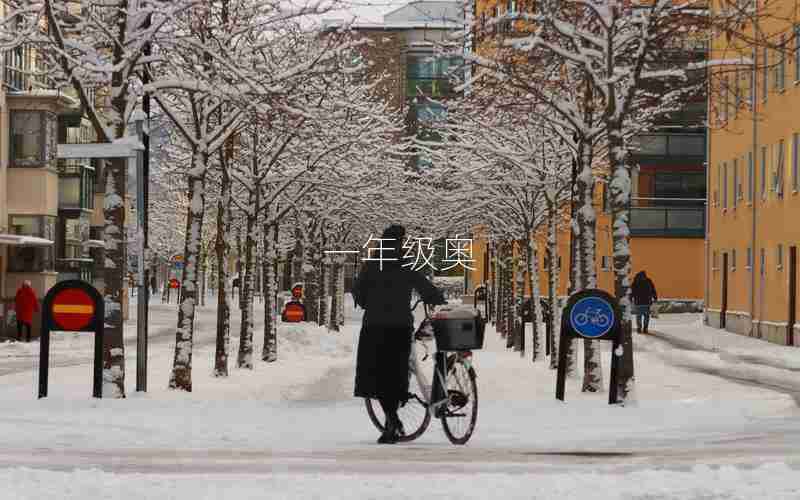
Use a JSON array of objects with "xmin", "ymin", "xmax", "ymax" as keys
[
  {"xmin": 383, "ymin": 1, "xmax": 464, "ymax": 24},
  {"xmin": 323, "ymin": 1, "xmax": 464, "ymax": 31}
]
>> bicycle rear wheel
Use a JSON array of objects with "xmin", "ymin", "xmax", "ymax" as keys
[
  {"xmin": 440, "ymin": 355, "xmax": 478, "ymax": 445},
  {"xmin": 365, "ymin": 388, "xmax": 431, "ymax": 442}
]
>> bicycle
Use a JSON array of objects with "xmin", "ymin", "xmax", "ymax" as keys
[
  {"xmin": 365, "ymin": 299, "xmax": 480, "ymax": 445},
  {"xmin": 574, "ymin": 307, "xmax": 611, "ymax": 328}
]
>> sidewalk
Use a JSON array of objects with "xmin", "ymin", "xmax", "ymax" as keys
[
  {"xmin": 643, "ymin": 313, "xmax": 800, "ymax": 402},
  {"xmin": 648, "ymin": 314, "xmax": 800, "ymax": 371}
]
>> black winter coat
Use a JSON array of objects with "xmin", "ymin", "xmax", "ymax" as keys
[
  {"xmin": 352, "ymin": 262, "xmax": 444, "ymax": 401},
  {"xmin": 631, "ymin": 276, "xmax": 658, "ymax": 306}
]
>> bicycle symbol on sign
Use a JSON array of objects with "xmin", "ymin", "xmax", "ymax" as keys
[{"xmin": 573, "ymin": 307, "xmax": 611, "ymax": 328}]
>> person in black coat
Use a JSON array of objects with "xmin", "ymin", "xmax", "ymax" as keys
[
  {"xmin": 631, "ymin": 271, "xmax": 658, "ymax": 333},
  {"xmin": 352, "ymin": 224, "xmax": 445, "ymax": 444}
]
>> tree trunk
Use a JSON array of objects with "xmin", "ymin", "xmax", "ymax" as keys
[
  {"xmin": 577, "ymin": 144, "xmax": 603, "ymax": 392},
  {"xmin": 237, "ymin": 207, "xmax": 257, "ymax": 369},
  {"xmin": 608, "ymin": 125, "xmax": 635, "ymax": 404},
  {"xmin": 169, "ymin": 151, "xmax": 207, "ymax": 391},
  {"xmin": 547, "ymin": 199, "xmax": 560, "ymax": 369},
  {"xmin": 236, "ymin": 226, "xmax": 243, "ymax": 309},
  {"xmin": 303, "ymin": 241, "xmax": 320, "ymax": 324},
  {"xmin": 102, "ymin": 157, "xmax": 127, "ymax": 398},
  {"xmin": 318, "ymin": 255, "xmax": 329, "ymax": 327},
  {"xmin": 513, "ymin": 246, "xmax": 525, "ymax": 353},
  {"xmin": 213, "ymin": 161, "xmax": 232, "ymax": 377},
  {"xmin": 328, "ymin": 255, "xmax": 344, "ymax": 332},
  {"xmin": 504, "ymin": 246, "xmax": 514, "ymax": 348},
  {"xmin": 526, "ymin": 235, "xmax": 543, "ymax": 362},
  {"xmin": 291, "ymin": 229, "xmax": 304, "ymax": 287},
  {"xmin": 262, "ymin": 222, "xmax": 278, "ymax": 362}
]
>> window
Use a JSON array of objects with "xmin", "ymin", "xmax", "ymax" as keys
[
  {"xmin": 747, "ymin": 152, "xmax": 754, "ymax": 202},
  {"xmin": 749, "ymin": 49, "xmax": 756, "ymax": 105},
  {"xmin": 777, "ymin": 244, "xmax": 784, "ymax": 270},
  {"xmin": 723, "ymin": 162, "xmax": 728, "ymax": 208},
  {"xmin": 762, "ymin": 47, "xmax": 769, "ymax": 101},
  {"xmin": 777, "ymin": 35, "xmax": 786, "ymax": 91},
  {"xmin": 731, "ymin": 249, "xmax": 737, "ymax": 270},
  {"xmin": 746, "ymin": 247, "xmax": 753, "ymax": 270},
  {"xmin": 796, "ymin": 25, "xmax": 800, "ymax": 82},
  {"xmin": 793, "ymin": 133, "xmax": 799, "ymax": 192},
  {"xmin": 601, "ymin": 256, "xmax": 611, "ymax": 271},
  {"xmin": 733, "ymin": 158, "xmax": 739, "ymax": 206},
  {"xmin": 760, "ymin": 248, "xmax": 766, "ymax": 276},
  {"xmin": 10, "ymin": 111, "xmax": 43, "ymax": 165},
  {"xmin": 776, "ymin": 139, "xmax": 785, "ymax": 197},
  {"xmin": 721, "ymin": 75, "xmax": 729, "ymax": 122},
  {"xmin": 653, "ymin": 172, "xmax": 706, "ymax": 201},
  {"xmin": 761, "ymin": 146, "xmax": 768, "ymax": 197},
  {"xmin": 6, "ymin": 215, "xmax": 56, "ymax": 272}
]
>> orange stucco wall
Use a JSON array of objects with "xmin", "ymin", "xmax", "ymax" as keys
[
  {"xmin": 706, "ymin": 0, "xmax": 800, "ymax": 344},
  {"xmin": 468, "ymin": 192, "xmax": 705, "ymax": 301}
]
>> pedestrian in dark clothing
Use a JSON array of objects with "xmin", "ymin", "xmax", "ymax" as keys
[
  {"xmin": 631, "ymin": 271, "xmax": 658, "ymax": 333},
  {"xmin": 14, "ymin": 281, "xmax": 39, "ymax": 342},
  {"xmin": 150, "ymin": 275, "xmax": 158, "ymax": 296},
  {"xmin": 352, "ymin": 224, "xmax": 445, "ymax": 444}
]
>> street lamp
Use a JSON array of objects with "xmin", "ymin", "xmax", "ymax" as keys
[{"xmin": 132, "ymin": 108, "xmax": 149, "ymax": 392}]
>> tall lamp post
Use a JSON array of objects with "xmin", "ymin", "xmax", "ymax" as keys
[{"xmin": 133, "ymin": 108, "xmax": 149, "ymax": 392}]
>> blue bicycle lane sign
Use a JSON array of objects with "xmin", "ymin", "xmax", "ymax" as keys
[{"xmin": 569, "ymin": 296, "xmax": 615, "ymax": 339}]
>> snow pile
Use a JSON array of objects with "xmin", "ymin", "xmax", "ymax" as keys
[{"xmin": 278, "ymin": 322, "xmax": 352, "ymax": 358}]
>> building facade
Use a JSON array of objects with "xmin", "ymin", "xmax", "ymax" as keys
[
  {"xmin": 1, "ymin": 6, "xmax": 116, "ymax": 338},
  {"xmin": 706, "ymin": 0, "xmax": 800, "ymax": 345},
  {"xmin": 465, "ymin": 0, "xmax": 708, "ymax": 305},
  {"xmin": 324, "ymin": 1, "xmax": 464, "ymax": 167}
]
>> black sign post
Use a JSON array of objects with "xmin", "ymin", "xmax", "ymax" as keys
[
  {"xmin": 39, "ymin": 280, "xmax": 105, "ymax": 399},
  {"xmin": 555, "ymin": 289, "xmax": 623, "ymax": 405}
]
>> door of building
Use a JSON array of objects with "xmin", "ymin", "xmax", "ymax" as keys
[
  {"xmin": 788, "ymin": 247, "xmax": 797, "ymax": 346},
  {"xmin": 721, "ymin": 252, "xmax": 728, "ymax": 329}
]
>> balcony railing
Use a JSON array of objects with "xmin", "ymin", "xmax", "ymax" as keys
[{"xmin": 629, "ymin": 197, "xmax": 706, "ymax": 237}]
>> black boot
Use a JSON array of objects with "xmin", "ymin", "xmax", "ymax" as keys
[{"xmin": 377, "ymin": 413, "xmax": 402, "ymax": 444}]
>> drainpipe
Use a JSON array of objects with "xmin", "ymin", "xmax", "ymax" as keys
[{"xmin": 750, "ymin": 16, "xmax": 761, "ymax": 337}]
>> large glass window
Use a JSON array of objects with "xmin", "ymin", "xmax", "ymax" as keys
[
  {"xmin": 58, "ymin": 161, "xmax": 95, "ymax": 209},
  {"xmin": 406, "ymin": 54, "xmax": 461, "ymax": 98},
  {"xmin": 10, "ymin": 111, "xmax": 43, "ymax": 165},
  {"xmin": 654, "ymin": 172, "xmax": 706, "ymax": 202},
  {"xmin": 7, "ymin": 215, "xmax": 56, "ymax": 272}
]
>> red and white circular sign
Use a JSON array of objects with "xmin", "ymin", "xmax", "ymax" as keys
[{"xmin": 51, "ymin": 288, "xmax": 96, "ymax": 331}]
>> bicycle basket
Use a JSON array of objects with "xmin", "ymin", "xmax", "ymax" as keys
[{"xmin": 432, "ymin": 307, "xmax": 485, "ymax": 351}]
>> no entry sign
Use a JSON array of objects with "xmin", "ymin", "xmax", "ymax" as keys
[
  {"xmin": 51, "ymin": 288, "xmax": 96, "ymax": 331},
  {"xmin": 39, "ymin": 280, "xmax": 104, "ymax": 399}
]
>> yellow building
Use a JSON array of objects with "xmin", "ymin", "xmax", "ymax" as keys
[
  {"xmin": 465, "ymin": 0, "xmax": 707, "ymax": 306},
  {"xmin": 706, "ymin": 0, "xmax": 800, "ymax": 345}
]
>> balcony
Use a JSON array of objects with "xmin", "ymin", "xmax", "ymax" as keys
[
  {"xmin": 629, "ymin": 197, "xmax": 706, "ymax": 238},
  {"xmin": 629, "ymin": 133, "xmax": 706, "ymax": 162}
]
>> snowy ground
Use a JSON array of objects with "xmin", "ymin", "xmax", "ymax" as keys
[{"xmin": 1, "ymin": 298, "xmax": 800, "ymax": 498}]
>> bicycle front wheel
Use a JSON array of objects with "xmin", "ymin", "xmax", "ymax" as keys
[{"xmin": 440, "ymin": 355, "xmax": 478, "ymax": 445}]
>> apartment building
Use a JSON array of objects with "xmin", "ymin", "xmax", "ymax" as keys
[
  {"xmin": 465, "ymin": 0, "xmax": 708, "ymax": 305},
  {"xmin": 324, "ymin": 1, "xmax": 465, "ymax": 168},
  {"xmin": 706, "ymin": 0, "xmax": 800, "ymax": 345},
  {"xmin": 1, "ymin": 6, "xmax": 111, "ymax": 338}
]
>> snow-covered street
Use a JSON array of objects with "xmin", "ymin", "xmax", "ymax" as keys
[{"xmin": 1, "ymin": 298, "xmax": 800, "ymax": 498}]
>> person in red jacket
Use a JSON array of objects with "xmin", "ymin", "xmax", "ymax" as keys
[{"xmin": 14, "ymin": 281, "xmax": 39, "ymax": 342}]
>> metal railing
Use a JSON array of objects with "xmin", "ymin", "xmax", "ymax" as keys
[{"xmin": 629, "ymin": 197, "xmax": 706, "ymax": 237}]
